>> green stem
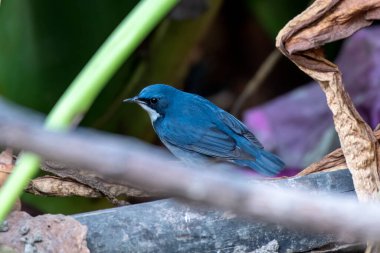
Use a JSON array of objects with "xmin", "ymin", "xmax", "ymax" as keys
[{"xmin": 0, "ymin": 0, "xmax": 178, "ymax": 222}]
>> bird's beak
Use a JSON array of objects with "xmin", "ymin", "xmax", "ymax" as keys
[{"xmin": 123, "ymin": 96, "xmax": 140, "ymax": 104}]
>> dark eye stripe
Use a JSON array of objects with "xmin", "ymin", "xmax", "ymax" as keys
[
  {"xmin": 138, "ymin": 97, "xmax": 159, "ymax": 104},
  {"xmin": 138, "ymin": 98, "xmax": 149, "ymax": 103}
]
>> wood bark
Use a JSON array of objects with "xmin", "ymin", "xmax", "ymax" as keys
[{"xmin": 74, "ymin": 170, "xmax": 357, "ymax": 253}]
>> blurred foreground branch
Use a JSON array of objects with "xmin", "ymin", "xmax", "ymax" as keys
[{"xmin": 1, "ymin": 101, "xmax": 380, "ymax": 242}]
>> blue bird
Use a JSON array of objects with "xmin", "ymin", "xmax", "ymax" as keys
[{"xmin": 124, "ymin": 84, "xmax": 285, "ymax": 176}]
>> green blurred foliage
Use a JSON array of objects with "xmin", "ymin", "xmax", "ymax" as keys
[
  {"xmin": 0, "ymin": 0, "xmax": 142, "ymax": 214},
  {"xmin": 0, "ymin": 0, "xmax": 141, "ymax": 215},
  {"xmin": 247, "ymin": 0, "xmax": 308, "ymax": 38},
  {"xmin": 0, "ymin": 0, "xmax": 140, "ymax": 112}
]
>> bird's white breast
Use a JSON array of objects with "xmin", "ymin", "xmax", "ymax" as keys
[{"xmin": 139, "ymin": 104, "xmax": 161, "ymax": 123}]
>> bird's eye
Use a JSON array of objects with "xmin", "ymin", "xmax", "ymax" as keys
[{"xmin": 150, "ymin": 98, "xmax": 158, "ymax": 104}]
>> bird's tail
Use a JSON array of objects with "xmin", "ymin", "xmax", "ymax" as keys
[{"xmin": 235, "ymin": 149, "xmax": 285, "ymax": 176}]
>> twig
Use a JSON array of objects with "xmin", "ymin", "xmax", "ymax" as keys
[
  {"xmin": 1, "ymin": 113, "xmax": 380, "ymax": 241},
  {"xmin": 231, "ymin": 49, "xmax": 281, "ymax": 115}
]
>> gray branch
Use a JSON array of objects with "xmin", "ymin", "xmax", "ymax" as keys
[{"xmin": 0, "ymin": 98, "xmax": 380, "ymax": 242}]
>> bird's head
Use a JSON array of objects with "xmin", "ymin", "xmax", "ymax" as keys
[{"xmin": 124, "ymin": 84, "xmax": 177, "ymax": 122}]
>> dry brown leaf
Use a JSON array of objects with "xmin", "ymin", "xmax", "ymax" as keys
[
  {"xmin": 277, "ymin": 3, "xmax": 380, "ymax": 251},
  {"xmin": 0, "ymin": 211, "xmax": 89, "ymax": 253},
  {"xmin": 299, "ymin": 130, "xmax": 380, "ymax": 176},
  {"xmin": 276, "ymin": 0, "xmax": 380, "ymax": 202},
  {"xmin": 278, "ymin": 1, "xmax": 380, "ymax": 55},
  {"xmin": 297, "ymin": 148, "xmax": 348, "ymax": 176}
]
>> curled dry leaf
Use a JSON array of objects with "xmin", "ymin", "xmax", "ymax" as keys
[
  {"xmin": 0, "ymin": 211, "xmax": 89, "ymax": 253},
  {"xmin": 299, "ymin": 130, "xmax": 380, "ymax": 176},
  {"xmin": 277, "ymin": 0, "xmax": 380, "ymax": 54},
  {"xmin": 276, "ymin": 0, "xmax": 380, "ymax": 202}
]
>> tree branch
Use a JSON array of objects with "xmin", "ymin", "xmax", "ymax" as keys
[{"xmin": 0, "ymin": 103, "xmax": 380, "ymax": 242}]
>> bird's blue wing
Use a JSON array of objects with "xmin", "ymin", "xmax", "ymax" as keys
[
  {"xmin": 157, "ymin": 117, "xmax": 241, "ymax": 159},
  {"xmin": 216, "ymin": 110, "xmax": 264, "ymax": 149},
  {"xmin": 155, "ymin": 94, "xmax": 262, "ymax": 159}
]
